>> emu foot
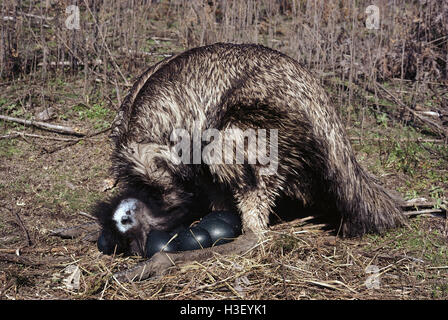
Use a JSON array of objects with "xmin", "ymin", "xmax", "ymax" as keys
[{"xmin": 113, "ymin": 231, "xmax": 259, "ymax": 282}]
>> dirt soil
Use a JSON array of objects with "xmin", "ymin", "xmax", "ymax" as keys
[{"xmin": 0, "ymin": 77, "xmax": 447, "ymax": 300}]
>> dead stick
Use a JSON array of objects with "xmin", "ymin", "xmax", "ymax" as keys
[
  {"xmin": 0, "ymin": 115, "xmax": 86, "ymax": 136},
  {"xmin": 0, "ymin": 246, "xmax": 80, "ymax": 254},
  {"xmin": 12, "ymin": 131, "xmax": 82, "ymax": 142},
  {"xmin": 402, "ymin": 202, "xmax": 439, "ymax": 209},
  {"xmin": 12, "ymin": 210, "xmax": 32, "ymax": 246},
  {"xmin": 375, "ymin": 82, "xmax": 448, "ymax": 138},
  {"xmin": 44, "ymin": 126, "xmax": 111, "ymax": 154},
  {"xmin": 403, "ymin": 208, "xmax": 445, "ymax": 216},
  {"xmin": 0, "ymin": 133, "xmax": 20, "ymax": 139},
  {"xmin": 350, "ymin": 137, "xmax": 445, "ymax": 144},
  {"xmin": 50, "ymin": 222, "xmax": 100, "ymax": 239}
]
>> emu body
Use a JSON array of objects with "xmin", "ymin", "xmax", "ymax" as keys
[{"xmin": 95, "ymin": 43, "xmax": 405, "ymax": 257}]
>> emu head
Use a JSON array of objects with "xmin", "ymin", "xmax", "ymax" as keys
[
  {"xmin": 96, "ymin": 197, "xmax": 159, "ymax": 256},
  {"xmin": 96, "ymin": 143, "xmax": 206, "ymax": 256},
  {"xmin": 94, "ymin": 186, "xmax": 201, "ymax": 256}
]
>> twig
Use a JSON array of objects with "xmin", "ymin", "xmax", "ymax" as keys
[
  {"xmin": 348, "ymin": 78, "xmax": 448, "ymax": 140},
  {"xmin": 43, "ymin": 126, "xmax": 111, "ymax": 154},
  {"xmin": 50, "ymin": 222, "xmax": 100, "ymax": 239},
  {"xmin": 0, "ymin": 246, "xmax": 80, "ymax": 254},
  {"xmin": 0, "ymin": 133, "xmax": 20, "ymax": 139},
  {"xmin": 402, "ymin": 199, "xmax": 438, "ymax": 209},
  {"xmin": 12, "ymin": 210, "xmax": 32, "ymax": 246},
  {"xmin": 350, "ymin": 136, "xmax": 445, "ymax": 144},
  {"xmin": 7, "ymin": 10, "xmax": 54, "ymax": 21},
  {"xmin": 0, "ymin": 115, "xmax": 86, "ymax": 136},
  {"xmin": 0, "ymin": 279, "xmax": 15, "ymax": 298},
  {"xmin": 375, "ymin": 82, "xmax": 448, "ymax": 139},
  {"xmin": 79, "ymin": 211, "xmax": 97, "ymax": 220},
  {"xmin": 119, "ymin": 47, "xmax": 173, "ymax": 58},
  {"xmin": 401, "ymin": 198, "xmax": 447, "ymax": 217},
  {"xmin": 151, "ymin": 36, "xmax": 176, "ymax": 42},
  {"xmin": 403, "ymin": 208, "xmax": 445, "ymax": 217},
  {"xmin": 11, "ymin": 131, "xmax": 81, "ymax": 142}
]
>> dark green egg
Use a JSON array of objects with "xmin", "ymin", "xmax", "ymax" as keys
[
  {"xmin": 201, "ymin": 211, "xmax": 242, "ymax": 234},
  {"xmin": 177, "ymin": 226, "xmax": 213, "ymax": 250},
  {"xmin": 198, "ymin": 217, "xmax": 238, "ymax": 246},
  {"xmin": 145, "ymin": 230, "xmax": 179, "ymax": 258}
]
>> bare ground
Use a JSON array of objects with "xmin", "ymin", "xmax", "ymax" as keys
[{"xmin": 0, "ymin": 77, "xmax": 447, "ymax": 300}]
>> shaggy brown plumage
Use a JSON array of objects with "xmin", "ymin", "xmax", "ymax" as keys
[{"xmin": 95, "ymin": 43, "xmax": 406, "ymax": 256}]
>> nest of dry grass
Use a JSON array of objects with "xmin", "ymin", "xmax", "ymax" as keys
[{"xmin": 2, "ymin": 214, "xmax": 446, "ymax": 300}]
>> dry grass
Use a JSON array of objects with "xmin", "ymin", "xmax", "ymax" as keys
[{"xmin": 1, "ymin": 211, "xmax": 447, "ymax": 300}]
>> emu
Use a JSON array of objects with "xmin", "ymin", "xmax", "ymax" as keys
[{"xmin": 93, "ymin": 43, "xmax": 406, "ymax": 280}]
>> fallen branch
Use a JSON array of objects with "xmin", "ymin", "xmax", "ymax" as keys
[
  {"xmin": 375, "ymin": 82, "xmax": 448, "ymax": 139},
  {"xmin": 402, "ymin": 198, "xmax": 438, "ymax": 208},
  {"xmin": 12, "ymin": 210, "xmax": 33, "ymax": 246},
  {"xmin": 79, "ymin": 211, "xmax": 97, "ymax": 220},
  {"xmin": 50, "ymin": 222, "xmax": 100, "ymax": 239},
  {"xmin": 403, "ymin": 208, "xmax": 445, "ymax": 217},
  {"xmin": 0, "ymin": 246, "xmax": 80, "ymax": 254},
  {"xmin": 151, "ymin": 36, "xmax": 176, "ymax": 42},
  {"xmin": 0, "ymin": 133, "xmax": 20, "ymax": 139},
  {"xmin": 0, "ymin": 115, "xmax": 86, "ymax": 136},
  {"xmin": 11, "ymin": 131, "xmax": 82, "ymax": 142},
  {"xmin": 399, "ymin": 197, "xmax": 447, "ymax": 218},
  {"xmin": 119, "ymin": 47, "xmax": 173, "ymax": 58},
  {"xmin": 345, "ymin": 78, "xmax": 448, "ymax": 140},
  {"xmin": 7, "ymin": 10, "xmax": 54, "ymax": 21},
  {"xmin": 44, "ymin": 125, "xmax": 111, "ymax": 154},
  {"xmin": 350, "ymin": 136, "xmax": 446, "ymax": 144}
]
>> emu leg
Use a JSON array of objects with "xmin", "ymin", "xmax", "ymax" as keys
[{"xmin": 113, "ymin": 231, "xmax": 259, "ymax": 282}]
